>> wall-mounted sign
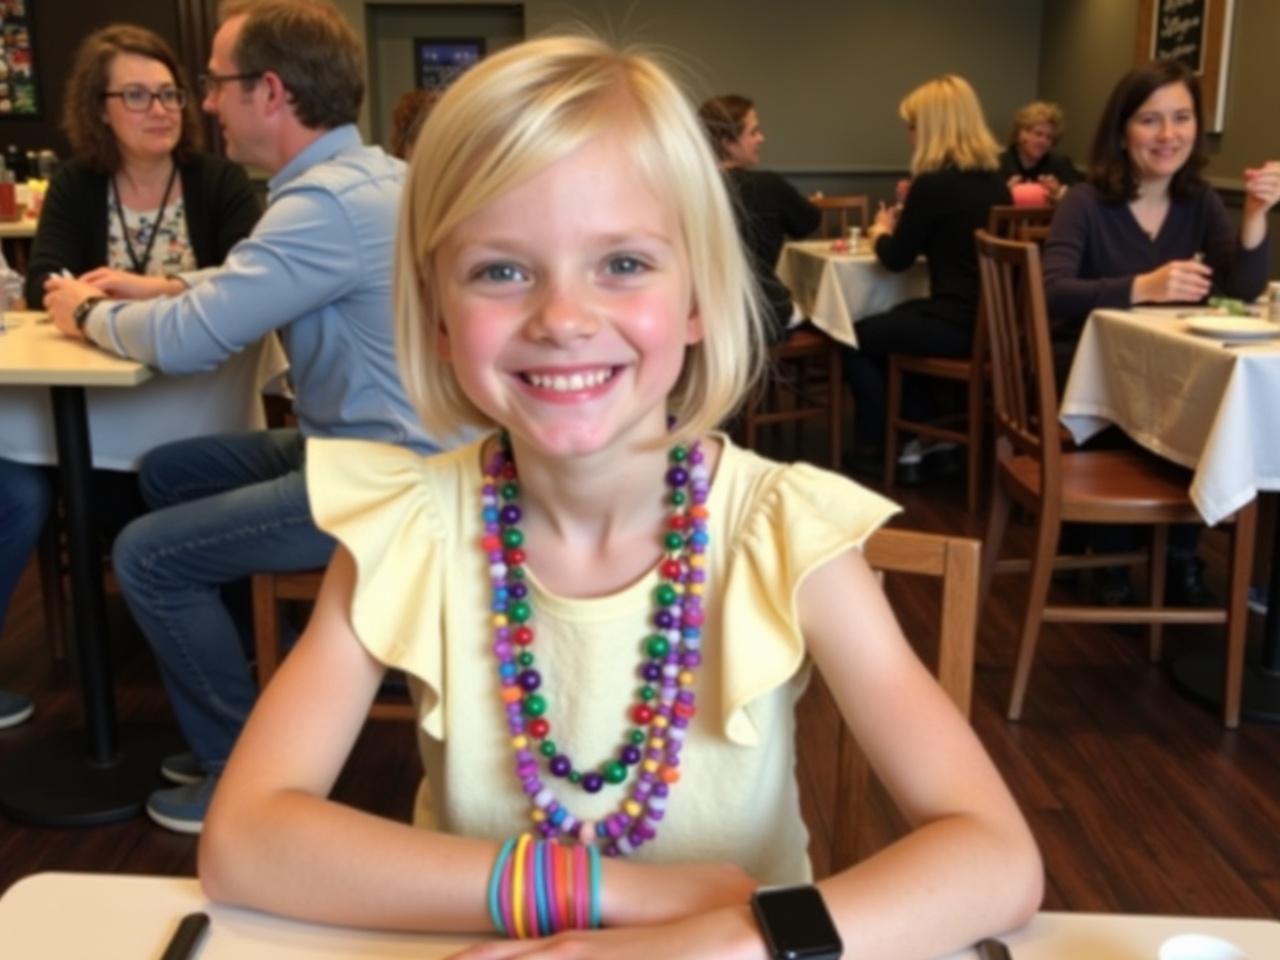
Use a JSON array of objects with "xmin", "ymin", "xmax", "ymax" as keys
[
  {"xmin": 1137, "ymin": 0, "xmax": 1236, "ymax": 132},
  {"xmin": 414, "ymin": 38, "xmax": 484, "ymax": 93}
]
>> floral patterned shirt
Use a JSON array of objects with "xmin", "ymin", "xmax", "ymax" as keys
[{"xmin": 106, "ymin": 182, "xmax": 197, "ymax": 275}]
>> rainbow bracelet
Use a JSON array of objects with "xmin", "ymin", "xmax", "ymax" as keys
[
  {"xmin": 533, "ymin": 838, "xmax": 549, "ymax": 937},
  {"xmin": 511, "ymin": 834, "xmax": 530, "ymax": 938},
  {"xmin": 487, "ymin": 838, "xmax": 515, "ymax": 936},
  {"xmin": 588, "ymin": 844, "xmax": 602, "ymax": 929}
]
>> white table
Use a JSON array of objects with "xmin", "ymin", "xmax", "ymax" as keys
[
  {"xmin": 776, "ymin": 239, "xmax": 929, "ymax": 347},
  {"xmin": 1, "ymin": 311, "xmax": 289, "ymax": 470},
  {"xmin": 1060, "ymin": 307, "xmax": 1280, "ymax": 721},
  {"xmin": 4, "ymin": 873, "xmax": 1280, "ymax": 959}
]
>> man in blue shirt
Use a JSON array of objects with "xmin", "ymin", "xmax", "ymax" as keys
[{"xmin": 44, "ymin": 0, "xmax": 438, "ymax": 833}]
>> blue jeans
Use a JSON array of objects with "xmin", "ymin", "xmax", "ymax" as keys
[
  {"xmin": 0, "ymin": 457, "xmax": 52, "ymax": 630},
  {"xmin": 112, "ymin": 429, "xmax": 335, "ymax": 774}
]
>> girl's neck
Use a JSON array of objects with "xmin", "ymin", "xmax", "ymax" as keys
[
  {"xmin": 1132, "ymin": 176, "xmax": 1172, "ymax": 204},
  {"xmin": 116, "ymin": 154, "xmax": 176, "ymax": 206}
]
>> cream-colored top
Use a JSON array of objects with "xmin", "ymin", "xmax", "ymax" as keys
[{"xmin": 308, "ymin": 434, "xmax": 899, "ymax": 885}]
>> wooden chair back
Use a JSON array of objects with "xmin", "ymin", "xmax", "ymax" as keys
[
  {"xmin": 823, "ymin": 527, "xmax": 980, "ymax": 871},
  {"xmin": 975, "ymin": 230, "xmax": 1059, "ymax": 478},
  {"xmin": 813, "ymin": 195, "xmax": 869, "ymax": 237},
  {"xmin": 986, "ymin": 204, "xmax": 1054, "ymax": 239}
]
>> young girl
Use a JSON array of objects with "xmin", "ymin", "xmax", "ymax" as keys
[{"xmin": 201, "ymin": 36, "xmax": 1042, "ymax": 958}]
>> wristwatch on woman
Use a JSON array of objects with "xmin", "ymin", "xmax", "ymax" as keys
[
  {"xmin": 750, "ymin": 885, "xmax": 844, "ymax": 959},
  {"xmin": 73, "ymin": 296, "xmax": 106, "ymax": 331}
]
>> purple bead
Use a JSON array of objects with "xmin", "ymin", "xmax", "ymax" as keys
[
  {"xmin": 582, "ymin": 772, "xmax": 604, "ymax": 793},
  {"xmin": 665, "ymin": 467, "xmax": 688, "ymax": 487},
  {"xmin": 642, "ymin": 663, "xmax": 662, "ymax": 681},
  {"xmin": 517, "ymin": 669, "xmax": 541, "ymax": 691},
  {"xmin": 620, "ymin": 745, "xmax": 641, "ymax": 765},
  {"xmin": 689, "ymin": 569, "xmax": 707, "ymax": 583},
  {"xmin": 605, "ymin": 816, "xmax": 624, "ymax": 838},
  {"xmin": 549, "ymin": 755, "xmax": 571, "ymax": 777},
  {"xmin": 689, "ymin": 448, "xmax": 704, "ymax": 465},
  {"xmin": 493, "ymin": 642, "xmax": 513, "ymax": 659},
  {"xmin": 677, "ymin": 691, "xmax": 695, "ymax": 704},
  {"xmin": 605, "ymin": 842, "xmax": 620, "ymax": 857},
  {"xmin": 538, "ymin": 822, "xmax": 555, "ymax": 838},
  {"xmin": 682, "ymin": 652, "xmax": 701, "ymax": 668},
  {"xmin": 654, "ymin": 610, "xmax": 675, "ymax": 629},
  {"xmin": 628, "ymin": 829, "xmax": 646, "ymax": 847},
  {"xmin": 653, "ymin": 782, "xmax": 670, "ymax": 798},
  {"xmin": 509, "ymin": 582, "xmax": 528, "ymax": 600},
  {"xmin": 500, "ymin": 504, "xmax": 522, "ymax": 524}
]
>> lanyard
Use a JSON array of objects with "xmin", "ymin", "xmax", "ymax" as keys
[{"xmin": 111, "ymin": 163, "xmax": 179, "ymax": 275}]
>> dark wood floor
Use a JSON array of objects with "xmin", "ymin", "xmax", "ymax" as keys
[{"xmin": 2, "ymin": 435, "xmax": 1278, "ymax": 921}]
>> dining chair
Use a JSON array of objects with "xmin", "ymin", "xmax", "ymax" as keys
[
  {"xmin": 740, "ymin": 326, "xmax": 843, "ymax": 470},
  {"xmin": 251, "ymin": 568, "xmax": 416, "ymax": 722},
  {"xmin": 881, "ymin": 204, "xmax": 1057, "ymax": 514},
  {"xmin": 812, "ymin": 195, "xmax": 869, "ymax": 238},
  {"xmin": 806, "ymin": 526, "xmax": 979, "ymax": 872},
  {"xmin": 974, "ymin": 230, "xmax": 1257, "ymax": 727}
]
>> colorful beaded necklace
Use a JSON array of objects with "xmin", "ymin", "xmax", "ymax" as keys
[{"xmin": 480, "ymin": 431, "xmax": 709, "ymax": 857}]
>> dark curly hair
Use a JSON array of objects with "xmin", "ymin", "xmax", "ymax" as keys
[
  {"xmin": 1087, "ymin": 59, "xmax": 1207, "ymax": 203},
  {"xmin": 61, "ymin": 24, "xmax": 203, "ymax": 174}
]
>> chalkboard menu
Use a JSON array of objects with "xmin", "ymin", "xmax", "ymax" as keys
[{"xmin": 1151, "ymin": 0, "xmax": 1207, "ymax": 71}]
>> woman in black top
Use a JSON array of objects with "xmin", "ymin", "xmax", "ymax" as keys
[
  {"xmin": 847, "ymin": 74, "xmax": 1009, "ymax": 461},
  {"xmin": 998, "ymin": 100, "xmax": 1080, "ymax": 201},
  {"xmin": 699, "ymin": 94, "xmax": 820, "ymax": 343}
]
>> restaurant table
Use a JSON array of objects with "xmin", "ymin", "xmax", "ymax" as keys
[
  {"xmin": 0, "ymin": 215, "xmax": 38, "ymax": 272},
  {"xmin": 1060, "ymin": 307, "xmax": 1280, "ymax": 721},
  {"xmin": 0, "ymin": 312, "xmax": 181, "ymax": 826},
  {"xmin": 5, "ymin": 873, "xmax": 1280, "ymax": 959},
  {"xmin": 776, "ymin": 239, "xmax": 929, "ymax": 347}
]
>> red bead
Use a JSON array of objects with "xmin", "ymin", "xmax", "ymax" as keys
[
  {"xmin": 505, "ymin": 548, "xmax": 526, "ymax": 565},
  {"xmin": 501, "ymin": 463, "xmax": 517, "ymax": 479},
  {"xmin": 673, "ymin": 702, "xmax": 696, "ymax": 719},
  {"xmin": 659, "ymin": 559, "xmax": 682, "ymax": 581},
  {"xmin": 668, "ymin": 515, "xmax": 688, "ymax": 530},
  {"xmin": 513, "ymin": 626, "xmax": 535, "ymax": 645},
  {"xmin": 528, "ymin": 717, "xmax": 550, "ymax": 738},
  {"xmin": 631, "ymin": 704, "xmax": 654, "ymax": 724},
  {"xmin": 482, "ymin": 534, "xmax": 501, "ymax": 551}
]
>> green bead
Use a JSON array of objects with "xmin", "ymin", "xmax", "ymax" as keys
[
  {"xmin": 664, "ymin": 531, "xmax": 684, "ymax": 551},
  {"xmin": 539, "ymin": 740, "xmax": 557, "ymax": 757},
  {"xmin": 639, "ymin": 685, "xmax": 656, "ymax": 702},
  {"xmin": 629, "ymin": 728, "xmax": 646, "ymax": 745},
  {"xmin": 517, "ymin": 651, "xmax": 534, "ymax": 667},
  {"xmin": 568, "ymin": 770, "xmax": 582, "ymax": 784},
  {"xmin": 502, "ymin": 527, "xmax": 524, "ymax": 548},
  {"xmin": 669, "ymin": 489, "xmax": 686, "ymax": 506},
  {"xmin": 602, "ymin": 761, "xmax": 627, "ymax": 784},
  {"xmin": 510, "ymin": 600, "xmax": 531, "ymax": 623},
  {"xmin": 501, "ymin": 482, "xmax": 518, "ymax": 501},
  {"xmin": 655, "ymin": 583, "xmax": 677, "ymax": 606},
  {"xmin": 510, "ymin": 566, "xmax": 525, "ymax": 580},
  {"xmin": 646, "ymin": 635, "xmax": 670, "ymax": 658},
  {"xmin": 670, "ymin": 446, "xmax": 687, "ymax": 462},
  {"xmin": 522, "ymin": 693, "xmax": 547, "ymax": 717}
]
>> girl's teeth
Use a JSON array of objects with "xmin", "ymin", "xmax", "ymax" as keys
[{"xmin": 527, "ymin": 369, "xmax": 612, "ymax": 391}]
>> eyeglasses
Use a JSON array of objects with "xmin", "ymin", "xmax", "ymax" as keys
[
  {"xmin": 197, "ymin": 72, "xmax": 264, "ymax": 97},
  {"xmin": 102, "ymin": 85, "xmax": 186, "ymax": 113}
]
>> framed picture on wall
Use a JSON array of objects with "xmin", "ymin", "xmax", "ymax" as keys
[
  {"xmin": 0, "ymin": 0, "xmax": 39, "ymax": 117},
  {"xmin": 414, "ymin": 38, "xmax": 485, "ymax": 93},
  {"xmin": 1136, "ymin": 0, "xmax": 1237, "ymax": 132}
]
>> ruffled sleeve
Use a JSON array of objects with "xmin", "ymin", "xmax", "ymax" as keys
[
  {"xmin": 718, "ymin": 459, "xmax": 900, "ymax": 745},
  {"xmin": 307, "ymin": 437, "xmax": 461, "ymax": 739}
]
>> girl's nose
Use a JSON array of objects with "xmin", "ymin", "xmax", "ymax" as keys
[{"xmin": 529, "ymin": 283, "xmax": 598, "ymax": 343}]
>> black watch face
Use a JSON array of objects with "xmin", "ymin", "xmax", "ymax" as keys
[{"xmin": 753, "ymin": 886, "xmax": 843, "ymax": 959}]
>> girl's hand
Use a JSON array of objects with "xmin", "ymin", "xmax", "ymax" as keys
[
  {"xmin": 1243, "ymin": 161, "xmax": 1280, "ymax": 216},
  {"xmin": 446, "ymin": 905, "xmax": 767, "ymax": 960},
  {"xmin": 77, "ymin": 267, "xmax": 184, "ymax": 300},
  {"xmin": 870, "ymin": 201, "xmax": 898, "ymax": 240},
  {"xmin": 603, "ymin": 858, "xmax": 757, "ymax": 927},
  {"xmin": 1132, "ymin": 258, "xmax": 1212, "ymax": 304}
]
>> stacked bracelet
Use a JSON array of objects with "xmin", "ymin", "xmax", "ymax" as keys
[{"xmin": 488, "ymin": 835, "xmax": 602, "ymax": 938}]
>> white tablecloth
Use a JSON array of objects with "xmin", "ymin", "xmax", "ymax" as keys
[
  {"xmin": 1060, "ymin": 308, "xmax": 1280, "ymax": 526},
  {"xmin": 776, "ymin": 239, "xmax": 929, "ymax": 347},
  {"xmin": 0, "ymin": 312, "xmax": 289, "ymax": 470}
]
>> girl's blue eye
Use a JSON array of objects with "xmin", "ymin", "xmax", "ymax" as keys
[
  {"xmin": 606, "ymin": 255, "xmax": 648, "ymax": 276},
  {"xmin": 476, "ymin": 263, "xmax": 525, "ymax": 283}
]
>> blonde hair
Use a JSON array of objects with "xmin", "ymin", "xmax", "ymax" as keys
[
  {"xmin": 1009, "ymin": 100, "xmax": 1064, "ymax": 146},
  {"xmin": 394, "ymin": 35, "xmax": 763, "ymax": 445},
  {"xmin": 899, "ymin": 74, "xmax": 1001, "ymax": 176}
]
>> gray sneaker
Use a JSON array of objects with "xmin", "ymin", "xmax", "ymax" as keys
[
  {"xmin": 160, "ymin": 751, "xmax": 205, "ymax": 785},
  {"xmin": 146, "ymin": 776, "xmax": 218, "ymax": 835},
  {"xmin": 0, "ymin": 689, "xmax": 33, "ymax": 729}
]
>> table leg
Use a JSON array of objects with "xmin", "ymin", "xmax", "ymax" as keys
[
  {"xmin": 1170, "ymin": 494, "xmax": 1280, "ymax": 723},
  {"xmin": 0, "ymin": 386, "xmax": 179, "ymax": 826}
]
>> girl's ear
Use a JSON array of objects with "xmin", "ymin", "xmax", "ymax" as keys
[
  {"xmin": 684, "ymin": 299, "xmax": 704, "ymax": 345},
  {"xmin": 435, "ymin": 322, "xmax": 451, "ymax": 361}
]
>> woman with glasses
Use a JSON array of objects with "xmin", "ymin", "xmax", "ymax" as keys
[{"xmin": 0, "ymin": 26, "xmax": 264, "ymax": 729}]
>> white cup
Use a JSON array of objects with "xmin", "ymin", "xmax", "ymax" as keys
[
  {"xmin": 1159, "ymin": 933, "xmax": 1248, "ymax": 960},
  {"xmin": 847, "ymin": 226, "xmax": 862, "ymax": 247}
]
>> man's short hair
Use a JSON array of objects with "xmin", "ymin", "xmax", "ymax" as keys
[{"xmin": 221, "ymin": 0, "xmax": 363, "ymax": 130}]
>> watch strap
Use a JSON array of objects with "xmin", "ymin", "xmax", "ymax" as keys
[{"xmin": 73, "ymin": 296, "xmax": 106, "ymax": 331}]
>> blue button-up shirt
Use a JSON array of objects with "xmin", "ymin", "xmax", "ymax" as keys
[{"xmin": 86, "ymin": 125, "xmax": 438, "ymax": 454}]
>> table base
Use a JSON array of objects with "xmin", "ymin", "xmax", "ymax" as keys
[
  {"xmin": 0, "ymin": 723, "xmax": 183, "ymax": 826},
  {"xmin": 1170, "ymin": 642, "xmax": 1280, "ymax": 724}
]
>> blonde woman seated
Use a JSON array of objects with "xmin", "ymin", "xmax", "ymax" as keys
[{"xmin": 998, "ymin": 100, "xmax": 1080, "ymax": 202}]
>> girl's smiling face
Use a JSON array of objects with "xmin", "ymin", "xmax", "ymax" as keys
[
  {"xmin": 434, "ymin": 132, "xmax": 703, "ymax": 462},
  {"xmin": 1124, "ymin": 81, "xmax": 1196, "ymax": 185}
]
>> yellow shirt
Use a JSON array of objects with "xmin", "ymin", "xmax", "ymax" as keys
[{"xmin": 307, "ymin": 434, "xmax": 898, "ymax": 885}]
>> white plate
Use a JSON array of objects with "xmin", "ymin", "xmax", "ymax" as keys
[{"xmin": 1185, "ymin": 316, "xmax": 1280, "ymax": 340}]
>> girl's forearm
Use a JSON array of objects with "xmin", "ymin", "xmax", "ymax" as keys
[{"xmin": 817, "ymin": 812, "xmax": 1043, "ymax": 959}]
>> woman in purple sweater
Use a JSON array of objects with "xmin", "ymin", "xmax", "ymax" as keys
[{"xmin": 1043, "ymin": 59, "xmax": 1280, "ymax": 605}]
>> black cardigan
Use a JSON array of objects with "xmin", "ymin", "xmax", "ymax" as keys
[{"xmin": 24, "ymin": 152, "xmax": 261, "ymax": 307}]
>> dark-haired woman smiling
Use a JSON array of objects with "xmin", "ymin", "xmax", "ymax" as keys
[{"xmin": 1044, "ymin": 59, "xmax": 1279, "ymax": 605}]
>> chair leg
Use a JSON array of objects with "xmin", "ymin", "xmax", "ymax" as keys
[
  {"xmin": 251, "ymin": 573, "xmax": 281, "ymax": 690},
  {"xmin": 979, "ymin": 480, "xmax": 1011, "ymax": 608},
  {"xmin": 965, "ymin": 375, "xmax": 984, "ymax": 515},
  {"xmin": 1222, "ymin": 501, "xmax": 1258, "ymax": 728},
  {"xmin": 1008, "ymin": 507, "xmax": 1061, "ymax": 721},
  {"xmin": 1147, "ymin": 524, "xmax": 1169, "ymax": 662},
  {"xmin": 883, "ymin": 357, "xmax": 902, "ymax": 489}
]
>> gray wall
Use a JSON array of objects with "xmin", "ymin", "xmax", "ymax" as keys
[{"xmin": 340, "ymin": 0, "xmax": 1044, "ymax": 201}]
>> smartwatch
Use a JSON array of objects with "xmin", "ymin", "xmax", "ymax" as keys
[
  {"xmin": 750, "ymin": 885, "xmax": 843, "ymax": 960},
  {"xmin": 73, "ymin": 296, "xmax": 105, "ymax": 332}
]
